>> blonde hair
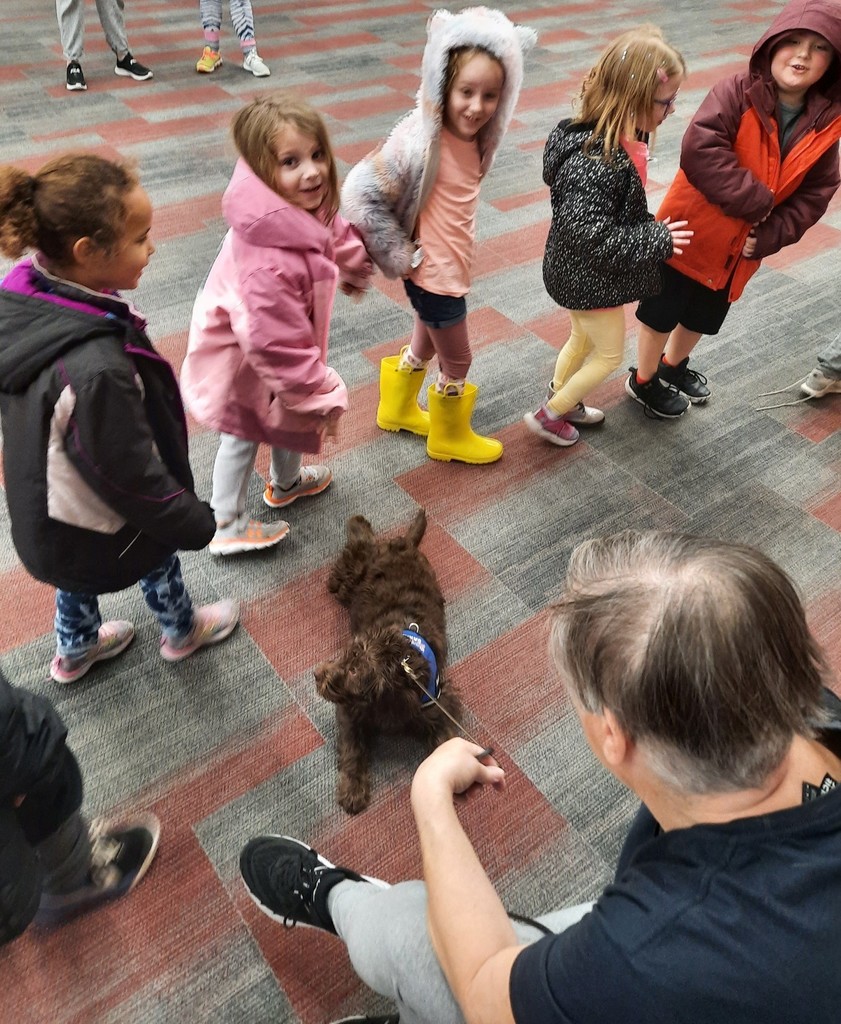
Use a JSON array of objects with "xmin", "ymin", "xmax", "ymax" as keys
[
  {"xmin": 443, "ymin": 45, "xmax": 505, "ymax": 99},
  {"xmin": 231, "ymin": 92, "xmax": 339, "ymax": 220},
  {"xmin": 575, "ymin": 25, "xmax": 686, "ymax": 162},
  {"xmin": 0, "ymin": 153, "xmax": 139, "ymax": 263}
]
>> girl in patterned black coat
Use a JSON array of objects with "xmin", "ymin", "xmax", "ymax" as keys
[{"xmin": 524, "ymin": 26, "xmax": 693, "ymax": 447}]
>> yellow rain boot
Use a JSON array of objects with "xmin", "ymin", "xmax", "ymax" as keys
[
  {"xmin": 426, "ymin": 383, "xmax": 503, "ymax": 464},
  {"xmin": 376, "ymin": 354, "xmax": 430, "ymax": 436}
]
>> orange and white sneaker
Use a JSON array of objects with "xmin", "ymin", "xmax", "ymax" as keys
[
  {"xmin": 263, "ymin": 465, "xmax": 332, "ymax": 509},
  {"xmin": 196, "ymin": 46, "xmax": 222, "ymax": 73},
  {"xmin": 159, "ymin": 600, "xmax": 240, "ymax": 662},
  {"xmin": 208, "ymin": 515, "xmax": 289, "ymax": 556}
]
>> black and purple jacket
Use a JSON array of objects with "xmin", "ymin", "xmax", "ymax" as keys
[{"xmin": 0, "ymin": 257, "xmax": 214, "ymax": 593}]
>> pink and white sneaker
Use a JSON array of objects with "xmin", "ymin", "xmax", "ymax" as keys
[
  {"xmin": 50, "ymin": 620, "xmax": 135, "ymax": 684},
  {"xmin": 523, "ymin": 405, "xmax": 579, "ymax": 447},
  {"xmin": 160, "ymin": 600, "xmax": 240, "ymax": 662}
]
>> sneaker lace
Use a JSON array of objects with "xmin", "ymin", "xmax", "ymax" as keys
[
  {"xmin": 683, "ymin": 366, "xmax": 707, "ymax": 386},
  {"xmin": 754, "ymin": 375, "xmax": 814, "ymax": 410},
  {"xmin": 269, "ymin": 853, "xmax": 323, "ymax": 928},
  {"xmin": 88, "ymin": 819, "xmax": 124, "ymax": 888}
]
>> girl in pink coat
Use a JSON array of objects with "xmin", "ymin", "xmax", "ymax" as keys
[{"xmin": 182, "ymin": 93, "xmax": 372, "ymax": 555}]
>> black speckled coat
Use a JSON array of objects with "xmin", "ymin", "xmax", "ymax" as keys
[{"xmin": 542, "ymin": 119, "xmax": 674, "ymax": 311}]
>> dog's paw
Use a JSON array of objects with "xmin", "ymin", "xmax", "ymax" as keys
[{"xmin": 338, "ymin": 775, "xmax": 371, "ymax": 815}]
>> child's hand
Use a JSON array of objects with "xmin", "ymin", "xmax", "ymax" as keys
[
  {"xmin": 319, "ymin": 411, "xmax": 341, "ymax": 440},
  {"xmin": 339, "ymin": 281, "xmax": 365, "ymax": 303},
  {"xmin": 663, "ymin": 217, "xmax": 693, "ymax": 256},
  {"xmin": 742, "ymin": 230, "xmax": 758, "ymax": 258}
]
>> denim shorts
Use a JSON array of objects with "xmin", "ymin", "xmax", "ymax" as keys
[{"xmin": 404, "ymin": 280, "xmax": 467, "ymax": 329}]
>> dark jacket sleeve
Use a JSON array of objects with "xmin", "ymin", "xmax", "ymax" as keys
[
  {"xmin": 681, "ymin": 77, "xmax": 776, "ymax": 224},
  {"xmin": 0, "ymin": 670, "xmax": 68, "ymax": 805},
  {"xmin": 750, "ymin": 144, "xmax": 841, "ymax": 258},
  {"xmin": 64, "ymin": 364, "xmax": 215, "ymax": 552}
]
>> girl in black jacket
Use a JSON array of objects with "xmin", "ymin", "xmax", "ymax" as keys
[{"xmin": 0, "ymin": 154, "xmax": 238, "ymax": 683}]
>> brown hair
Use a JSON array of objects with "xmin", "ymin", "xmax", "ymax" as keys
[
  {"xmin": 550, "ymin": 531, "xmax": 827, "ymax": 794},
  {"xmin": 231, "ymin": 92, "xmax": 339, "ymax": 220},
  {"xmin": 0, "ymin": 153, "xmax": 139, "ymax": 263},
  {"xmin": 443, "ymin": 45, "xmax": 505, "ymax": 100},
  {"xmin": 576, "ymin": 25, "xmax": 686, "ymax": 162}
]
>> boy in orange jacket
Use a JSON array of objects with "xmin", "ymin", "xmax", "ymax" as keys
[{"xmin": 627, "ymin": 0, "xmax": 841, "ymax": 419}]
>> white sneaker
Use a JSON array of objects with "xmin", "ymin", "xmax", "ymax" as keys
[
  {"xmin": 209, "ymin": 515, "xmax": 289, "ymax": 556},
  {"xmin": 801, "ymin": 368, "xmax": 841, "ymax": 399},
  {"xmin": 243, "ymin": 50, "xmax": 271, "ymax": 77},
  {"xmin": 563, "ymin": 401, "xmax": 605, "ymax": 425}
]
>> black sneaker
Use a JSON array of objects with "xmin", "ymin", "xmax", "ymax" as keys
[
  {"xmin": 657, "ymin": 357, "xmax": 710, "ymax": 404},
  {"xmin": 329, "ymin": 1016, "xmax": 400, "ymax": 1023},
  {"xmin": 66, "ymin": 61, "xmax": 87, "ymax": 91},
  {"xmin": 239, "ymin": 835, "xmax": 387, "ymax": 934},
  {"xmin": 34, "ymin": 812, "xmax": 160, "ymax": 926},
  {"xmin": 114, "ymin": 52, "xmax": 153, "ymax": 81},
  {"xmin": 625, "ymin": 368, "xmax": 689, "ymax": 419}
]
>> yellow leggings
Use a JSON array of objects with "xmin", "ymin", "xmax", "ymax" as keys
[{"xmin": 546, "ymin": 306, "xmax": 626, "ymax": 416}]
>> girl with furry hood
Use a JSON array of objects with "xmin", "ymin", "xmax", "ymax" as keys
[{"xmin": 341, "ymin": 7, "xmax": 536, "ymax": 465}]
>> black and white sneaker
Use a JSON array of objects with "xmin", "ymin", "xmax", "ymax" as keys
[
  {"xmin": 66, "ymin": 61, "xmax": 87, "ymax": 91},
  {"xmin": 239, "ymin": 835, "xmax": 388, "ymax": 934},
  {"xmin": 657, "ymin": 357, "xmax": 710, "ymax": 404},
  {"xmin": 625, "ymin": 367, "xmax": 689, "ymax": 419},
  {"xmin": 34, "ymin": 812, "xmax": 160, "ymax": 926},
  {"xmin": 114, "ymin": 52, "xmax": 153, "ymax": 81}
]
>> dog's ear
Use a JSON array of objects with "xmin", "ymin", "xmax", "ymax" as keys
[
  {"xmin": 405, "ymin": 508, "xmax": 427, "ymax": 547},
  {"xmin": 346, "ymin": 515, "xmax": 374, "ymax": 545}
]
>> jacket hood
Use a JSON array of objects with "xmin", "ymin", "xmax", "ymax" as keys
[
  {"xmin": 418, "ymin": 6, "xmax": 537, "ymax": 165},
  {"xmin": 544, "ymin": 119, "xmax": 593, "ymax": 181},
  {"xmin": 0, "ymin": 267, "xmax": 125, "ymax": 394},
  {"xmin": 751, "ymin": 0, "xmax": 841, "ymax": 101},
  {"xmin": 222, "ymin": 158, "xmax": 332, "ymax": 252}
]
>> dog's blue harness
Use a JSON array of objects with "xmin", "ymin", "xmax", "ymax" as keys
[{"xmin": 402, "ymin": 623, "xmax": 440, "ymax": 706}]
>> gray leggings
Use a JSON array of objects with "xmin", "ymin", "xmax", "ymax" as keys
[
  {"xmin": 818, "ymin": 330, "xmax": 841, "ymax": 380},
  {"xmin": 56, "ymin": 0, "xmax": 128, "ymax": 61},
  {"xmin": 211, "ymin": 433, "xmax": 301, "ymax": 522},
  {"xmin": 328, "ymin": 879, "xmax": 593, "ymax": 1024}
]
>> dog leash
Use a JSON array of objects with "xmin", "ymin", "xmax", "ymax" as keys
[
  {"xmin": 754, "ymin": 375, "xmax": 816, "ymax": 410},
  {"xmin": 400, "ymin": 654, "xmax": 494, "ymax": 761}
]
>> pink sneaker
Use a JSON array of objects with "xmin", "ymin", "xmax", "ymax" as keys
[
  {"xmin": 159, "ymin": 600, "xmax": 240, "ymax": 662},
  {"xmin": 523, "ymin": 405, "xmax": 579, "ymax": 447},
  {"xmin": 50, "ymin": 620, "xmax": 135, "ymax": 684}
]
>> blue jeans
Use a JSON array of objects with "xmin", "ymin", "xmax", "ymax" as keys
[{"xmin": 54, "ymin": 554, "xmax": 194, "ymax": 657}]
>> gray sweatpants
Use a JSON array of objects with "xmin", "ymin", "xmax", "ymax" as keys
[
  {"xmin": 211, "ymin": 433, "xmax": 301, "ymax": 522},
  {"xmin": 328, "ymin": 879, "xmax": 593, "ymax": 1024},
  {"xmin": 56, "ymin": 0, "xmax": 129, "ymax": 62},
  {"xmin": 818, "ymin": 331, "xmax": 841, "ymax": 380}
]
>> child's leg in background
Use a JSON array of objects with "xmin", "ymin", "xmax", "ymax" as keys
[
  {"xmin": 211, "ymin": 433, "xmax": 259, "ymax": 526},
  {"xmin": 548, "ymin": 314, "xmax": 594, "ymax": 394},
  {"xmin": 399, "ymin": 316, "xmax": 436, "ymax": 370},
  {"xmin": 818, "ymin": 331, "xmax": 841, "ymax": 379},
  {"xmin": 662, "ymin": 325, "xmax": 703, "ymax": 370},
  {"xmin": 546, "ymin": 307, "xmax": 625, "ymax": 415},
  {"xmin": 199, "ymin": 0, "xmax": 223, "ymax": 51},
  {"xmin": 428, "ymin": 319, "xmax": 472, "ymax": 393},
  {"xmin": 93, "ymin": 0, "xmax": 130, "ymax": 59},
  {"xmin": 55, "ymin": 0, "xmax": 86, "ymax": 61},
  {"xmin": 229, "ymin": 0, "xmax": 257, "ymax": 54}
]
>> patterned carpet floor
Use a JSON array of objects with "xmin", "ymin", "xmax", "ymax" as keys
[{"xmin": 1, "ymin": 1, "xmax": 840, "ymax": 1021}]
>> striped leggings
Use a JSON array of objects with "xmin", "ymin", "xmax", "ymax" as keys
[{"xmin": 200, "ymin": 0, "xmax": 256, "ymax": 50}]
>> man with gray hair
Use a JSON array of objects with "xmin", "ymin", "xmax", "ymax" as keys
[{"xmin": 240, "ymin": 531, "xmax": 841, "ymax": 1024}]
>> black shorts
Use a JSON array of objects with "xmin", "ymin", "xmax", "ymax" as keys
[
  {"xmin": 636, "ymin": 263, "xmax": 731, "ymax": 336},
  {"xmin": 404, "ymin": 279, "xmax": 467, "ymax": 329}
]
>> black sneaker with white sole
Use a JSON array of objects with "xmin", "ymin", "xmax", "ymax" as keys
[
  {"xmin": 625, "ymin": 368, "xmax": 689, "ymax": 419},
  {"xmin": 239, "ymin": 834, "xmax": 388, "ymax": 934},
  {"xmin": 66, "ymin": 61, "xmax": 87, "ymax": 91},
  {"xmin": 657, "ymin": 357, "xmax": 710, "ymax": 403},
  {"xmin": 114, "ymin": 52, "xmax": 153, "ymax": 81}
]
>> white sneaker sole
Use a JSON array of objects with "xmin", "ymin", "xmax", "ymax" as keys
[{"xmin": 209, "ymin": 523, "xmax": 290, "ymax": 556}]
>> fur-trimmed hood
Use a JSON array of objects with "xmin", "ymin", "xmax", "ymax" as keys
[
  {"xmin": 341, "ymin": 7, "xmax": 536, "ymax": 278},
  {"xmin": 418, "ymin": 6, "xmax": 538, "ymax": 171}
]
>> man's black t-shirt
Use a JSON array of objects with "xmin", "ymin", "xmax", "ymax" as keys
[{"xmin": 510, "ymin": 726, "xmax": 841, "ymax": 1023}]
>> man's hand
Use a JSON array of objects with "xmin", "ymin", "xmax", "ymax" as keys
[{"xmin": 411, "ymin": 738, "xmax": 506, "ymax": 810}]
